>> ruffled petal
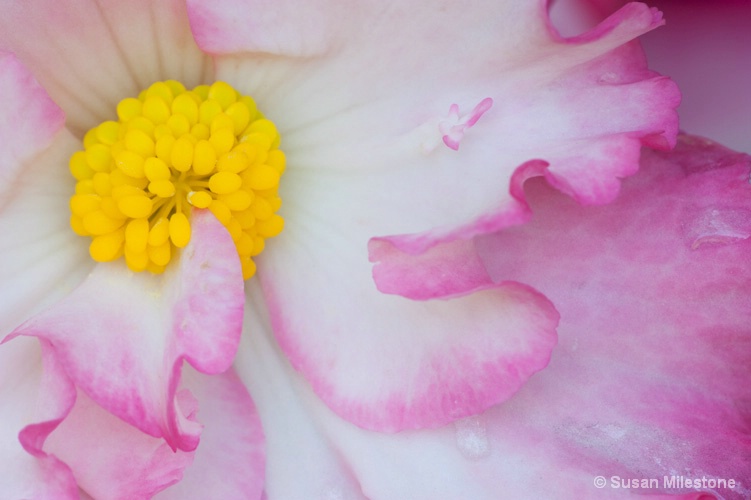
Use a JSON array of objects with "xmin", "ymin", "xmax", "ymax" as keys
[
  {"xmin": 474, "ymin": 135, "xmax": 751, "ymax": 497},
  {"xmin": 43, "ymin": 387, "xmax": 194, "ymax": 499},
  {"xmin": 0, "ymin": 337, "xmax": 79, "ymax": 499},
  {"xmin": 193, "ymin": 0, "xmax": 678, "ymax": 258},
  {"xmin": 239, "ymin": 135, "xmax": 751, "ymax": 499},
  {"xmin": 0, "ymin": 0, "xmax": 211, "ymax": 135},
  {"xmin": 248, "ymin": 223, "xmax": 558, "ymax": 433},
  {"xmin": 155, "ymin": 367, "xmax": 266, "ymax": 500},
  {"xmin": 9, "ymin": 210, "xmax": 244, "ymax": 451},
  {"xmin": 571, "ymin": 0, "xmax": 751, "ymax": 153}
]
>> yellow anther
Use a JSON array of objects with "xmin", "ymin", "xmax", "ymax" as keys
[
  {"xmin": 69, "ymin": 151, "xmax": 93, "ymax": 180},
  {"xmin": 70, "ymin": 80, "xmax": 285, "ymax": 279},
  {"xmin": 100, "ymin": 197, "xmax": 125, "ymax": 220},
  {"xmin": 95, "ymin": 121, "xmax": 120, "ymax": 145},
  {"xmin": 125, "ymin": 129, "xmax": 155, "ymax": 158},
  {"xmin": 90, "ymin": 229, "xmax": 125, "ymax": 262},
  {"xmin": 208, "ymin": 199, "xmax": 232, "ymax": 225},
  {"xmin": 241, "ymin": 257, "xmax": 256, "ymax": 281},
  {"xmin": 208, "ymin": 81, "xmax": 237, "ymax": 109},
  {"xmin": 111, "ymin": 184, "xmax": 144, "ymax": 197},
  {"xmin": 267, "ymin": 150, "xmax": 286, "ymax": 174},
  {"xmin": 154, "ymin": 124, "xmax": 172, "ymax": 141},
  {"xmin": 251, "ymin": 236, "xmax": 265, "ymax": 256},
  {"xmin": 219, "ymin": 190, "xmax": 253, "ymax": 212},
  {"xmin": 193, "ymin": 140, "xmax": 217, "ymax": 175},
  {"xmin": 144, "ymin": 157, "xmax": 171, "ymax": 181},
  {"xmin": 75, "ymin": 180, "xmax": 95, "ymax": 195},
  {"xmin": 145, "ymin": 81, "xmax": 174, "ymax": 104},
  {"xmin": 117, "ymin": 195, "xmax": 153, "ymax": 219},
  {"xmin": 186, "ymin": 191, "xmax": 211, "ymax": 209},
  {"xmin": 148, "ymin": 217, "xmax": 170, "ymax": 246},
  {"xmin": 148, "ymin": 241, "xmax": 171, "ymax": 266},
  {"xmin": 251, "ymin": 197, "xmax": 273, "ymax": 220},
  {"xmin": 70, "ymin": 215, "xmax": 88, "ymax": 236},
  {"xmin": 257, "ymin": 215, "xmax": 283, "ymax": 238},
  {"xmin": 115, "ymin": 150, "xmax": 145, "ymax": 178},
  {"xmin": 83, "ymin": 210, "xmax": 124, "ymax": 235},
  {"xmin": 199, "ymin": 100, "xmax": 222, "ymax": 126},
  {"xmin": 169, "ymin": 212, "xmax": 191, "ymax": 248},
  {"xmin": 149, "ymin": 179, "xmax": 176, "ymax": 198},
  {"xmin": 92, "ymin": 172, "xmax": 112, "ymax": 196},
  {"xmin": 210, "ymin": 114, "xmax": 235, "ymax": 135},
  {"xmin": 225, "ymin": 102, "xmax": 251, "ymax": 135},
  {"xmin": 143, "ymin": 96, "xmax": 171, "ymax": 124},
  {"xmin": 128, "ymin": 116, "xmax": 155, "ymax": 136},
  {"xmin": 245, "ymin": 165, "xmax": 280, "ymax": 191},
  {"xmin": 164, "ymin": 80, "xmax": 186, "ymax": 98},
  {"xmin": 117, "ymin": 98, "xmax": 142, "ymax": 122},
  {"xmin": 70, "ymin": 194, "xmax": 101, "ymax": 217},
  {"xmin": 209, "ymin": 171, "xmax": 242, "ymax": 195},
  {"xmin": 167, "ymin": 114, "xmax": 191, "ymax": 137},
  {"xmin": 209, "ymin": 128, "xmax": 235, "ymax": 155},
  {"xmin": 171, "ymin": 136, "xmax": 194, "ymax": 172},
  {"xmin": 172, "ymin": 94, "xmax": 199, "ymax": 125},
  {"xmin": 217, "ymin": 151, "xmax": 248, "ymax": 174},
  {"xmin": 85, "ymin": 144, "xmax": 112, "ymax": 172},
  {"xmin": 155, "ymin": 134, "xmax": 175, "ymax": 163},
  {"xmin": 125, "ymin": 218, "xmax": 149, "ymax": 253},
  {"xmin": 191, "ymin": 123, "xmax": 210, "ymax": 140},
  {"xmin": 124, "ymin": 246, "xmax": 149, "ymax": 272}
]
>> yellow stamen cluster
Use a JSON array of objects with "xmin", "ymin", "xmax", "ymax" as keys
[{"xmin": 69, "ymin": 80, "xmax": 285, "ymax": 280}]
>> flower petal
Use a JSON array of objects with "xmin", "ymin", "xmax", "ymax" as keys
[
  {"xmin": 9, "ymin": 209, "xmax": 244, "ymax": 451},
  {"xmin": 0, "ymin": 0, "xmax": 211, "ymax": 135},
  {"xmin": 0, "ymin": 54, "xmax": 90, "ymax": 339},
  {"xmin": 154, "ymin": 367, "xmax": 266, "ymax": 500},
  {"xmin": 581, "ymin": 0, "xmax": 751, "ymax": 153},
  {"xmin": 199, "ymin": 1, "xmax": 678, "ymax": 259},
  {"xmin": 0, "ymin": 337, "xmax": 79, "ymax": 499},
  {"xmin": 249, "ymin": 219, "xmax": 558, "ymax": 433},
  {"xmin": 187, "ymin": 0, "xmax": 333, "ymax": 57},
  {"xmin": 239, "ymin": 135, "xmax": 751, "ymax": 500},
  {"xmin": 43, "ymin": 387, "xmax": 194, "ymax": 499},
  {"xmin": 0, "ymin": 51, "xmax": 65, "ymax": 205},
  {"xmin": 474, "ymin": 135, "xmax": 751, "ymax": 497}
]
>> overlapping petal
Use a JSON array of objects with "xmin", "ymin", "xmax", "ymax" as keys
[
  {"xmin": 0, "ymin": 337, "xmax": 79, "ymax": 499},
  {"xmin": 191, "ymin": 0, "xmax": 679, "ymax": 252},
  {"xmin": 186, "ymin": 0, "xmax": 679, "ymax": 432},
  {"xmin": 238, "ymin": 136, "xmax": 751, "ymax": 499},
  {"xmin": 0, "ymin": 53, "xmax": 90, "ymax": 342},
  {"xmin": 2, "ymin": 209, "xmax": 251, "ymax": 497},
  {"xmin": 9, "ymin": 210, "xmax": 244, "ymax": 451}
]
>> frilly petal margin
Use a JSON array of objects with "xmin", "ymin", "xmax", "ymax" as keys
[
  {"xmin": 190, "ymin": 1, "xmax": 678, "ymax": 260},
  {"xmin": 6, "ymin": 210, "xmax": 245, "ymax": 452},
  {"xmin": 154, "ymin": 367, "xmax": 266, "ymax": 500},
  {"xmin": 0, "ymin": 337, "xmax": 78, "ymax": 499},
  {"xmin": 474, "ymin": 135, "xmax": 751, "ymax": 498},
  {"xmin": 250, "ymin": 210, "xmax": 558, "ymax": 433},
  {"xmin": 238, "ymin": 136, "xmax": 751, "ymax": 500}
]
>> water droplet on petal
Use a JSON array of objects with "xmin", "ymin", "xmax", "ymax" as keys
[
  {"xmin": 455, "ymin": 415, "xmax": 490, "ymax": 460},
  {"xmin": 598, "ymin": 72, "xmax": 619, "ymax": 84},
  {"xmin": 683, "ymin": 207, "xmax": 751, "ymax": 249}
]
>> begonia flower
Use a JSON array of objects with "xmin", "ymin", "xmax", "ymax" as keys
[{"xmin": 0, "ymin": 0, "xmax": 690, "ymax": 498}]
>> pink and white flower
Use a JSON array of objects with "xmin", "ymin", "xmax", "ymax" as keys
[{"xmin": 4, "ymin": 0, "xmax": 743, "ymax": 498}]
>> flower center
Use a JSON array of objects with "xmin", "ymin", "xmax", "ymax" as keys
[{"xmin": 69, "ymin": 80, "xmax": 285, "ymax": 280}]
